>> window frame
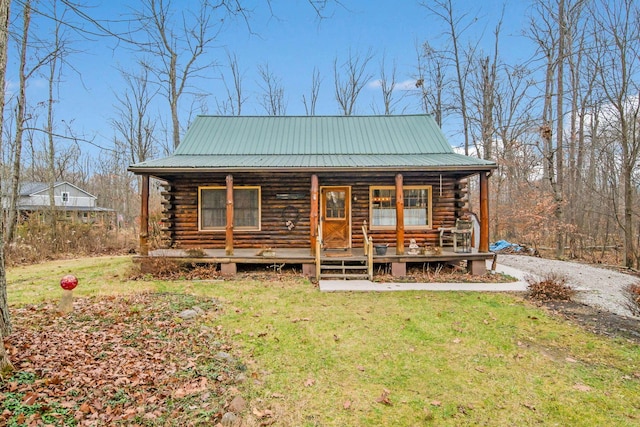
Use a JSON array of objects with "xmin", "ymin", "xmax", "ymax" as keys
[
  {"xmin": 369, "ymin": 185, "xmax": 433, "ymax": 230},
  {"xmin": 198, "ymin": 186, "xmax": 262, "ymax": 232}
]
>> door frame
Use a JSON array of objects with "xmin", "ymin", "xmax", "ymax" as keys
[{"xmin": 319, "ymin": 186, "xmax": 352, "ymax": 249}]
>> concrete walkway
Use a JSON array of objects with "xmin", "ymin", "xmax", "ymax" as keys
[{"xmin": 319, "ymin": 261, "xmax": 535, "ymax": 292}]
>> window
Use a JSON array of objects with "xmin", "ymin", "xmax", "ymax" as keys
[
  {"xmin": 370, "ymin": 186, "xmax": 432, "ymax": 229},
  {"xmin": 325, "ymin": 190, "xmax": 346, "ymax": 219},
  {"xmin": 199, "ymin": 186, "xmax": 261, "ymax": 231},
  {"xmin": 61, "ymin": 192, "xmax": 69, "ymax": 203}
]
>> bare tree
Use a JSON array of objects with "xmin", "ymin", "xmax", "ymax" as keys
[
  {"xmin": 467, "ymin": 16, "xmax": 502, "ymax": 160},
  {"xmin": 421, "ymin": 0, "xmax": 476, "ymax": 155},
  {"xmin": 43, "ymin": 0, "xmax": 75, "ymax": 242},
  {"xmin": 0, "ymin": 0, "xmax": 11, "ymax": 374},
  {"xmin": 132, "ymin": 0, "xmax": 229, "ymax": 149},
  {"xmin": 302, "ymin": 67, "xmax": 321, "ymax": 116},
  {"xmin": 414, "ymin": 42, "xmax": 446, "ymax": 126},
  {"xmin": 112, "ymin": 66, "xmax": 158, "ymax": 164},
  {"xmin": 333, "ymin": 49, "xmax": 373, "ymax": 116},
  {"xmin": 592, "ymin": 0, "xmax": 640, "ymax": 268},
  {"xmin": 374, "ymin": 54, "xmax": 400, "ymax": 115},
  {"xmin": 216, "ymin": 51, "xmax": 246, "ymax": 116},
  {"xmin": 257, "ymin": 62, "xmax": 287, "ymax": 115},
  {"xmin": 6, "ymin": 0, "xmax": 47, "ymax": 243},
  {"xmin": 528, "ymin": 0, "xmax": 566, "ymax": 258},
  {"xmin": 562, "ymin": 1, "xmax": 593, "ymax": 257},
  {"xmin": 490, "ymin": 63, "xmax": 537, "ymax": 240}
]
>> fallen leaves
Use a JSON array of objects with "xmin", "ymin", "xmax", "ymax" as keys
[
  {"xmin": 375, "ymin": 389, "xmax": 392, "ymax": 406},
  {"xmin": 252, "ymin": 407, "xmax": 275, "ymax": 426},
  {"xmin": 22, "ymin": 392, "xmax": 38, "ymax": 406},
  {"xmin": 1, "ymin": 293, "xmax": 243, "ymax": 426}
]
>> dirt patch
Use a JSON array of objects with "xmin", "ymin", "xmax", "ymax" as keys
[{"xmin": 535, "ymin": 299, "xmax": 640, "ymax": 344}]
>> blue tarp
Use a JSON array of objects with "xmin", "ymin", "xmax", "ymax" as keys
[{"xmin": 490, "ymin": 240, "xmax": 522, "ymax": 252}]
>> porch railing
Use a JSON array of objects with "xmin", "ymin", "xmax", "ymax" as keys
[{"xmin": 362, "ymin": 221, "xmax": 373, "ymax": 280}]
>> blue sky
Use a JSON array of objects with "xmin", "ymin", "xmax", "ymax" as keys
[{"xmin": 7, "ymin": 0, "xmax": 534, "ymax": 156}]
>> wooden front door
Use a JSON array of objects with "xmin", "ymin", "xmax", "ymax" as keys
[{"xmin": 321, "ymin": 187, "xmax": 351, "ymax": 249}]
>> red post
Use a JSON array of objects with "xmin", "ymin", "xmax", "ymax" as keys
[
  {"xmin": 140, "ymin": 175, "xmax": 149, "ymax": 256},
  {"xmin": 479, "ymin": 171, "xmax": 490, "ymax": 252},
  {"xmin": 225, "ymin": 174, "xmax": 234, "ymax": 255},
  {"xmin": 310, "ymin": 174, "xmax": 319, "ymax": 255},
  {"xmin": 395, "ymin": 173, "xmax": 405, "ymax": 255}
]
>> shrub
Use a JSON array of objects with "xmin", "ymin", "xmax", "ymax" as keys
[
  {"xmin": 131, "ymin": 258, "xmax": 219, "ymax": 280},
  {"xmin": 526, "ymin": 272, "xmax": 575, "ymax": 301},
  {"xmin": 5, "ymin": 214, "xmax": 136, "ymax": 266},
  {"xmin": 622, "ymin": 283, "xmax": 640, "ymax": 316}
]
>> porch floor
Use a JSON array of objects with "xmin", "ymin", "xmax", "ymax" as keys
[{"xmin": 145, "ymin": 247, "xmax": 494, "ymax": 265}]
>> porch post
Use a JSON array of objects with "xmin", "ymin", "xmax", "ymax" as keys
[
  {"xmin": 310, "ymin": 174, "xmax": 319, "ymax": 255},
  {"xmin": 479, "ymin": 171, "xmax": 490, "ymax": 252},
  {"xmin": 395, "ymin": 173, "xmax": 405, "ymax": 255},
  {"xmin": 139, "ymin": 174, "xmax": 149, "ymax": 256},
  {"xmin": 225, "ymin": 174, "xmax": 234, "ymax": 255}
]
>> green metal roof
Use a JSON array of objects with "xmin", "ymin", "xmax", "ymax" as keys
[{"xmin": 129, "ymin": 115, "xmax": 497, "ymax": 173}]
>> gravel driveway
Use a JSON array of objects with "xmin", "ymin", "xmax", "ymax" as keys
[{"xmin": 497, "ymin": 254, "xmax": 639, "ymax": 318}]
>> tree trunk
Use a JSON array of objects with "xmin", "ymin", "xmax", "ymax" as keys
[
  {"xmin": 0, "ymin": 0, "xmax": 13, "ymax": 374},
  {"xmin": 623, "ymin": 160, "xmax": 634, "ymax": 268},
  {"xmin": 47, "ymin": 5, "xmax": 61, "ymax": 246},
  {"xmin": 554, "ymin": 0, "xmax": 565, "ymax": 259},
  {"xmin": 6, "ymin": 0, "xmax": 31, "ymax": 244}
]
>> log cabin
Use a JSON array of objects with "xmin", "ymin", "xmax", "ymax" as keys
[{"xmin": 128, "ymin": 115, "xmax": 497, "ymax": 279}]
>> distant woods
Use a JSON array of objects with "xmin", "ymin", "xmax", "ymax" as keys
[{"xmin": 0, "ymin": 0, "xmax": 639, "ymax": 269}]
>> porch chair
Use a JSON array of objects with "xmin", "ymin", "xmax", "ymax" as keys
[{"xmin": 439, "ymin": 218, "xmax": 473, "ymax": 253}]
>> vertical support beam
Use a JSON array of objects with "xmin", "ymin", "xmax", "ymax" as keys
[
  {"xmin": 139, "ymin": 175, "xmax": 149, "ymax": 256},
  {"xmin": 225, "ymin": 174, "xmax": 234, "ymax": 256},
  {"xmin": 395, "ymin": 173, "xmax": 405, "ymax": 255},
  {"xmin": 479, "ymin": 171, "xmax": 490, "ymax": 253},
  {"xmin": 310, "ymin": 174, "xmax": 319, "ymax": 255}
]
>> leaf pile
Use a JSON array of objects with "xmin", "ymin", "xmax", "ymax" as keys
[
  {"xmin": 131, "ymin": 258, "xmax": 222, "ymax": 281},
  {"xmin": 375, "ymin": 262, "xmax": 516, "ymax": 284},
  {"xmin": 622, "ymin": 282, "xmax": 640, "ymax": 316},
  {"xmin": 1, "ymin": 293, "xmax": 243, "ymax": 426},
  {"xmin": 526, "ymin": 272, "xmax": 576, "ymax": 301}
]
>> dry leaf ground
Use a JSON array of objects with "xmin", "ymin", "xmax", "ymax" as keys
[{"xmin": 1, "ymin": 293, "xmax": 242, "ymax": 426}]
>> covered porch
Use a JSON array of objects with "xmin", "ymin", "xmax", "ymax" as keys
[{"xmin": 139, "ymin": 245, "xmax": 495, "ymax": 279}]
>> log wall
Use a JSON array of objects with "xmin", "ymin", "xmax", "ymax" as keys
[{"xmin": 158, "ymin": 171, "xmax": 468, "ymax": 249}]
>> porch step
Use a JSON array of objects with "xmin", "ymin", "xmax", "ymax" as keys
[
  {"xmin": 319, "ymin": 257, "xmax": 371, "ymax": 280},
  {"xmin": 321, "ymin": 273, "xmax": 371, "ymax": 280},
  {"xmin": 320, "ymin": 264, "xmax": 368, "ymax": 270}
]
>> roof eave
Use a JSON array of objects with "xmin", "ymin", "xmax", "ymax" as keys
[{"xmin": 128, "ymin": 164, "xmax": 498, "ymax": 177}]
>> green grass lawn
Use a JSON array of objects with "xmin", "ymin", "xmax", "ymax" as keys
[{"xmin": 6, "ymin": 256, "xmax": 640, "ymax": 426}]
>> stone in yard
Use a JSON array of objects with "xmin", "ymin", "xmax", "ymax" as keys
[
  {"xmin": 178, "ymin": 309, "xmax": 199, "ymax": 320},
  {"xmin": 228, "ymin": 395, "xmax": 246, "ymax": 413},
  {"xmin": 220, "ymin": 412, "xmax": 239, "ymax": 426},
  {"xmin": 234, "ymin": 373, "xmax": 247, "ymax": 384},
  {"xmin": 215, "ymin": 351, "xmax": 236, "ymax": 364}
]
